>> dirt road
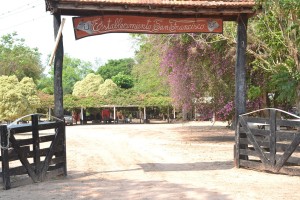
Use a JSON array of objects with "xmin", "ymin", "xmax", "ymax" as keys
[{"xmin": 1, "ymin": 122, "xmax": 299, "ymax": 199}]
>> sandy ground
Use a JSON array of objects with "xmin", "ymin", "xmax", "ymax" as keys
[{"xmin": 1, "ymin": 121, "xmax": 300, "ymax": 200}]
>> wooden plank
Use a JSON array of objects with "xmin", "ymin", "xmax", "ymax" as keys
[
  {"xmin": 39, "ymin": 135, "xmax": 56, "ymax": 143},
  {"xmin": 276, "ymin": 131, "xmax": 299, "ymax": 141},
  {"xmin": 242, "ymin": 116, "xmax": 270, "ymax": 124},
  {"xmin": 275, "ymin": 134, "xmax": 300, "ymax": 172},
  {"xmin": 9, "ymin": 135, "xmax": 38, "ymax": 182},
  {"xmin": 239, "ymin": 117, "xmax": 271, "ymax": 170},
  {"xmin": 13, "ymin": 138, "xmax": 33, "ymax": 146},
  {"xmin": 49, "ymin": 156, "xmax": 66, "ymax": 166},
  {"xmin": 9, "ymin": 122, "xmax": 60, "ymax": 134},
  {"xmin": 239, "ymin": 160, "xmax": 265, "ymax": 171},
  {"xmin": 0, "ymin": 146, "xmax": 30, "ymax": 162},
  {"xmin": 277, "ymin": 119, "xmax": 300, "ymax": 127},
  {"xmin": 32, "ymin": 115, "xmax": 41, "ymax": 179},
  {"xmin": 240, "ymin": 149, "xmax": 260, "ymax": 157},
  {"xmin": 269, "ymin": 110, "xmax": 276, "ymax": 165},
  {"xmin": 39, "ymin": 126, "xmax": 63, "ymax": 181},
  {"xmin": 277, "ymin": 143, "xmax": 300, "ymax": 153},
  {"xmin": 240, "ymin": 138, "xmax": 270, "ymax": 149},
  {"xmin": 235, "ymin": 13, "xmax": 248, "ymax": 129},
  {"xmin": 1, "ymin": 125, "xmax": 11, "ymax": 189},
  {"xmin": 240, "ymin": 127, "xmax": 270, "ymax": 136},
  {"xmin": 9, "ymin": 165, "xmax": 28, "ymax": 176},
  {"xmin": 27, "ymin": 145, "xmax": 64, "ymax": 158},
  {"xmin": 53, "ymin": 13, "xmax": 64, "ymax": 119},
  {"xmin": 234, "ymin": 13, "xmax": 249, "ymax": 168}
]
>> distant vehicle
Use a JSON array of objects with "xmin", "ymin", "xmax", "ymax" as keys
[{"xmin": 64, "ymin": 115, "xmax": 73, "ymax": 125}]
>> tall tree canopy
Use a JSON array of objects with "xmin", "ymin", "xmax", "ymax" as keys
[
  {"xmin": 0, "ymin": 75, "xmax": 40, "ymax": 121},
  {"xmin": 248, "ymin": 0, "xmax": 300, "ymax": 110},
  {"xmin": 96, "ymin": 58, "xmax": 135, "ymax": 80},
  {"xmin": 0, "ymin": 33, "xmax": 43, "ymax": 82},
  {"xmin": 72, "ymin": 73, "xmax": 104, "ymax": 97},
  {"xmin": 131, "ymin": 35, "xmax": 170, "ymax": 96},
  {"xmin": 38, "ymin": 54, "xmax": 94, "ymax": 95}
]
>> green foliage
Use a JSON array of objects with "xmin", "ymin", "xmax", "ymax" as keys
[
  {"xmin": 0, "ymin": 75, "xmax": 40, "ymax": 121},
  {"xmin": 37, "ymin": 91, "xmax": 54, "ymax": 108},
  {"xmin": 38, "ymin": 54, "xmax": 94, "ymax": 95},
  {"xmin": 132, "ymin": 35, "xmax": 170, "ymax": 96},
  {"xmin": 112, "ymin": 72, "xmax": 134, "ymax": 89},
  {"xmin": 97, "ymin": 79, "xmax": 119, "ymax": 97},
  {"xmin": 72, "ymin": 73, "xmax": 104, "ymax": 97},
  {"xmin": 0, "ymin": 33, "xmax": 43, "ymax": 82},
  {"xmin": 96, "ymin": 58, "xmax": 135, "ymax": 80},
  {"xmin": 270, "ymin": 67, "xmax": 298, "ymax": 104},
  {"xmin": 248, "ymin": 86, "xmax": 262, "ymax": 100}
]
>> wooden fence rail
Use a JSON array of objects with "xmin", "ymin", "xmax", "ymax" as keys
[
  {"xmin": 235, "ymin": 108, "xmax": 300, "ymax": 176},
  {"xmin": 0, "ymin": 114, "xmax": 67, "ymax": 189}
]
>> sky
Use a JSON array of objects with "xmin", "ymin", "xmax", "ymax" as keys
[{"xmin": 0, "ymin": 0, "xmax": 136, "ymax": 67}]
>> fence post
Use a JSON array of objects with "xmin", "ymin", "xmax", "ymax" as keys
[
  {"xmin": 32, "ymin": 114, "xmax": 41, "ymax": 180},
  {"xmin": 234, "ymin": 117, "xmax": 241, "ymax": 167},
  {"xmin": 0, "ymin": 125, "xmax": 11, "ymax": 189},
  {"xmin": 61, "ymin": 122, "xmax": 67, "ymax": 176},
  {"xmin": 269, "ymin": 109, "xmax": 277, "ymax": 167}
]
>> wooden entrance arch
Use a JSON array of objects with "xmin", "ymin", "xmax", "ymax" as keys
[{"xmin": 45, "ymin": 0, "xmax": 258, "ymax": 161}]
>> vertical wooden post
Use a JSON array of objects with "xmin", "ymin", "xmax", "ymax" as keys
[
  {"xmin": 80, "ymin": 107, "xmax": 84, "ymax": 125},
  {"xmin": 269, "ymin": 109, "xmax": 277, "ymax": 166},
  {"xmin": 167, "ymin": 107, "xmax": 170, "ymax": 123},
  {"xmin": 0, "ymin": 125, "xmax": 11, "ymax": 189},
  {"xmin": 53, "ymin": 13, "xmax": 64, "ymax": 120},
  {"xmin": 144, "ymin": 107, "xmax": 147, "ymax": 123},
  {"xmin": 32, "ymin": 115, "xmax": 41, "ymax": 179},
  {"xmin": 113, "ymin": 107, "xmax": 116, "ymax": 124},
  {"xmin": 234, "ymin": 14, "xmax": 248, "ymax": 167},
  {"xmin": 48, "ymin": 107, "xmax": 51, "ymax": 120},
  {"xmin": 61, "ymin": 122, "xmax": 67, "ymax": 176},
  {"xmin": 173, "ymin": 107, "xmax": 176, "ymax": 120}
]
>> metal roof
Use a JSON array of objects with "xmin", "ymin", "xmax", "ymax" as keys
[{"xmin": 45, "ymin": 0, "xmax": 258, "ymax": 21}]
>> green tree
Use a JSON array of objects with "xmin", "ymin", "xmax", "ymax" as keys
[
  {"xmin": 132, "ymin": 35, "xmax": 170, "ymax": 96},
  {"xmin": 248, "ymin": 0, "xmax": 300, "ymax": 109},
  {"xmin": 0, "ymin": 33, "xmax": 43, "ymax": 82},
  {"xmin": 38, "ymin": 54, "xmax": 94, "ymax": 94},
  {"xmin": 0, "ymin": 75, "xmax": 40, "ymax": 121},
  {"xmin": 112, "ymin": 72, "xmax": 134, "ymax": 89},
  {"xmin": 72, "ymin": 73, "xmax": 104, "ymax": 97},
  {"xmin": 96, "ymin": 58, "xmax": 135, "ymax": 80},
  {"xmin": 97, "ymin": 79, "xmax": 119, "ymax": 97}
]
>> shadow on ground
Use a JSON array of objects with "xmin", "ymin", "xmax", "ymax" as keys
[
  {"xmin": 0, "ymin": 170, "xmax": 231, "ymax": 200},
  {"xmin": 138, "ymin": 161, "xmax": 233, "ymax": 172}
]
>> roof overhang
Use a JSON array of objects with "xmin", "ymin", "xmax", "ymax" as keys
[{"xmin": 45, "ymin": 0, "xmax": 259, "ymax": 21}]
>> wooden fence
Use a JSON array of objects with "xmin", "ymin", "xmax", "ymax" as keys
[
  {"xmin": 0, "ymin": 114, "xmax": 67, "ymax": 189},
  {"xmin": 235, "ymin": 108, "xmax": 300, "ymax": 175}
]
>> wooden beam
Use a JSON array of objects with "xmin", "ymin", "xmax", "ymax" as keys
[
  {"xmin": 234, "ymin": 14, "xmax": 248, "ymax": 166},
  {"xmin": 55, "ymin": 3, "xmax": 256, "ymax": 17},
  {"xmin": 0, "ymin": 125, "xmax": 11, "ymax": 189},
  {"xmin": 53, "ymin": 13, "xmax": 64, "ymax": 120},
  {"xmin": 235, "ymin": 14, "xmax": 248, "ymax": 124}
]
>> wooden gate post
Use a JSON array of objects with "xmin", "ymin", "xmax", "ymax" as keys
[
  {"xmin": 234, "ymin": 14, "xmax": 248, "ymax": 167},
  {"xmin": 53, "ymin": 13, "xmax": 64, "ymax": 120},
  {"xmin": 32, "ymin": 114, "xmax": 41, "ymax": 179},
  {"xmin": 0, "ymin": 125, "xmax": 11, "ymax": 189}
]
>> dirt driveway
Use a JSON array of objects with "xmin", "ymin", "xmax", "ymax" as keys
[{"xmin": 1, "ymin": 121, "xmax": 299, "ymax": 200}]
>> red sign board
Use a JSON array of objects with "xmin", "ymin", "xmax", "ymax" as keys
[{"xmin": 73, "ymin": 15, "xmax": 223, "ymax": 40}]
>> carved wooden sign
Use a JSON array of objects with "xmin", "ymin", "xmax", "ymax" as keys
[{"xmin": 73, "ymin": 15, "xmax": 223, "ymax": 40}]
